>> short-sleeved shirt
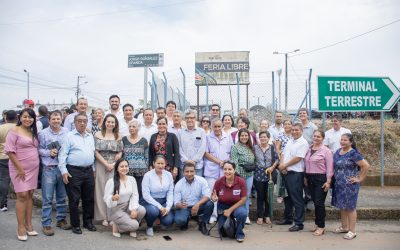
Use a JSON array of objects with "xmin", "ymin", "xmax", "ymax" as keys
[
  {"xmin": 302, "ymin": 121, "xmax": 318, "ymax": 145},
  {"xmin": 282, "ymin": 136, "xmax": 309, "ymax": 172},
  {"xmin": 323, "ymin": 127, "xmax": 351, "ymax": 153},
  {"xmin": 213, "ymin": 175, "xmax": 247, "ymax": 206}
]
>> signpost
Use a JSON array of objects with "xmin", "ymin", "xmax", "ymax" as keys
[
  {"xmin": 318, "ymin": 76, "xmax": 400, "ymax": 187},
  {"xmin": 318, "ymin": 76, "xmax": 400, "ymax": 111},
  {"xmin": 128, "ymin": 53, "xmax": 164, "ymax": 109}
]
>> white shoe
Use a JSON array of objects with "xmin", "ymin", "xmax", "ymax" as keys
[
  {"xmin": 146, "ymin": 227, "xmax": 154, "ymax": 236},
  {"xmin": 209, "ymin": 216, "xmax": 217, "ymax": 224},
  {"xmin": 0, "ymin": 206, "xmax": 7, "ymax": 212},
  {"xmin": 102, "ymin": 220, "xmax": 109, "ymax": 227},
  {"xmin": 112, "ymin": 232, "xmax": 121, "ymax": 238},
  {"xmin": 245, "ymin": 217, "xmax": 251, "ymax": 225},
  {"xmin": 130, "ymin": 232, "xmax": 137, "ymax": 238}
]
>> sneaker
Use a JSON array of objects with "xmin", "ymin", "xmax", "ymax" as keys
[
  {"xmin": 56, "ymin": 219, "xmax": 72, "ymax": 230},
  {"xmin": 236, "ymin": 236, "xmax": 245, "ymax": 243},
  {"xmin": 245, "ymin": 217, "xmax": 251, "ymax": 225},
  {"xmin": 42, "ymin": 226, "xmax": 55, "ymax": 236},
  {"xmin": 209, "ymin": 216, "xmax": 217, "ymax": 224},
  {"xmin": 146, "ymin": 227, "xmax": 154, "ymax": 236},
  {"xmin": 0, "ymin": 205, "xmax": 7, "ymax": 212}
]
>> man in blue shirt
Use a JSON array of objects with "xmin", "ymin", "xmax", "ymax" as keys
[
  {"xmin": 174, "ymin": 162, "xmax": 214, "ymax": 235},
  {"xmin": 58, "ymin": 112, "xmax": 96, "ymax": 235},
  {"xmin": 63, "ymin": 97, "xmax": 92, "ymax": 132},
  {"xmin": 38, "ymin": 110, "xmax": 71, "ymax": 236}
]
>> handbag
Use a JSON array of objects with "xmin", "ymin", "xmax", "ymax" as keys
[{"xmin": 241, "ymin": 163, "xmax": 256, "ymax": 172}]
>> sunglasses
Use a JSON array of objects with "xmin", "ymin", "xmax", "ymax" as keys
[{"xmin": 202, "ymin": 120, "xmax": 210, "ymax": 123}]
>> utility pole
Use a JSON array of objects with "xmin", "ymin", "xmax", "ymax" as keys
[
  {"xmin": 23, "ymin": 69, "xmax": 29, "ymax": 99},
  {"xmin": 277, "ymin": 69, "xmax": 282, "ymax": 110},
  {"xmin": 273, "ymin": 49, "xmax": 300, "ymax": 113},
  {"xmin": 76, "ymin": 75, "xmax": 85, "ymax": 103}
]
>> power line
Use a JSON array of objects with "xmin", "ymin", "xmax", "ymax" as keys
[
  {"xmin": 292, "ymin": 18, "xmax": 400, "ymax": 57},
  {"xmin": 0, "ymin": 0, "xmax": 204, "ymax": 26},
  {"xmin": 0, "ymin": 74, "xmax": 74, "ymax": 90}
]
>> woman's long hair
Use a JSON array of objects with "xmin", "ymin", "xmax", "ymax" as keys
[
  {"xmin": 17, "ymin": 108, "xmax": 38, "ymax": 140},
  {"xmin": 101, "ymin": 114, "xmax": 119, "ymax": 140},
  {"xmin": 113, "ymin": 158, "xmax": 128, "ymax": 195},
  {"xmin": 237, "ymin": 128, "xmax": 253, "ymax": 151}
]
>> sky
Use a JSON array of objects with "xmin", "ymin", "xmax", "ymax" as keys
[{"xmin": 0, "ymin": 0, "xmax": 399, "ymax": 113}]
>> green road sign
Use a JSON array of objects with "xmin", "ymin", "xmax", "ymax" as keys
[
  {"xmin": 318, "ymin": 76, "xmax": 400, "ymax": 111},
  {"xmin": 128, "ymin": 53, "xmax": 164, "ymax": 68}
]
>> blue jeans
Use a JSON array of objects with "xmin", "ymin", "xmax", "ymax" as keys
[
  {"xmin": 0, "ymin": 159, "xmax": 10, "ymax": 208},
  {"xmin": 41, "ymin": 165, "xmax": 67, "ymax": 227},
  {"xmin": 217, "ymin": 203, "xmax": 247, "ymax": 240},
  {"xmin": 174, "ymin": 200, "xmax": 214, "ymax": 226},
  {"xmin": 142, "ymin": 198, "xmax": 174, "ymax": 228},
  {"xmin": 244, "ymin": 175, "xmax": 254, "ymax": 215}
]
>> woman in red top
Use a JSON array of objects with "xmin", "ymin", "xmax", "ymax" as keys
[{"xmin": 211, "ymin": 161, "xmax": 247, "ymax": 243}]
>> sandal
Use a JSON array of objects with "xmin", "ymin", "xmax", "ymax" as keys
[
  {"xmin": 333, "ymin": 226, "xmax": 349, "ymax": 233},
  {"xmin": 344, "ymin": 231, "xmax": 357, "ymax": 240},
  {"xmin": 313, "ymin": 228, "xmax": 325, "ymax": 236},
  {"xmin": 256, "ymin": 218, "xmax": 263, "ymax": 225},
  {"xmin": 310, "ymin": 225, "xmax": 317, "ymax": 232},
  {"xmin": 264, "ymin": 217, "xmax": 272, "ymax": 225}
]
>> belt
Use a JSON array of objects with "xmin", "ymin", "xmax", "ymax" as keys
[
  {"xmin": 67, "ymin": 164, "xmax": 92, "ymax": 170},
  {"xmin": 43, "ymin": 164, "xmax": 58, "ymax": 168},
  {"xmin": 305, "ymin": 173, "xmax": 326, "ymax": 176}
]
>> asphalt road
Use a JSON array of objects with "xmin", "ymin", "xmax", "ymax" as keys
[{"xmin": 0, "ymin": 199, "xmax": 399, "ymax": 250}]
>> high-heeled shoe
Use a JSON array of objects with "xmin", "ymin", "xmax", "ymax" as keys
[
  {"xmin": 27, "ymin": 230, "xmax": 38, "ymax": 236},
  {"xmin": 17, "ymin": 231, "xmax": 27, "ymax": 241},
  {"xmin": 112, "ymin": 223, "xmax": 120, "ymax": 238},
  {"xmin": 313, "ymin": 228, "xmax": 325, "ymax": 236}
]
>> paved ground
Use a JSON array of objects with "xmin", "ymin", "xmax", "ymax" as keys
[{"xmin": 1, "ymin": 199, "xmax": 399, "ymax": 250}]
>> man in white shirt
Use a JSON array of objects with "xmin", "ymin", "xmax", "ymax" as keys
[
  {"xmin": 177, "ymin": 110, "xmax": 207, "ymax": 177},
  {"xmin": 107, "ymin": 95, "xmax": 124, "ymax": 121},
  {"xmin": 268, "ymin": 111, "xmax": 284, "ymax": 141},
  {"xmin": 298, "ymin": 108, "xmax": 318, "ymax": 145},
  {"xmin": 119, "ymin": 104, "xmax": 137, "ymax": 137},
  {"xmin": 277, "ymin": 123, "xmax": 309, "ymax": 232},
  {"xmin": 324, "ymin": 114, "xmax": 351, "ymax": 153},
  {"xmin": 168, "ymin": 110, "xmax": 184, "ymax": 135},
  {"xmin": 139, "ymin": 109, "xmax": 158, "ymax": 143}
]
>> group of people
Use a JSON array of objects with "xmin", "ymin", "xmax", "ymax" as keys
[{"xmin": 0, "ymin": 95, "xmax": 369, "ymax": 243}]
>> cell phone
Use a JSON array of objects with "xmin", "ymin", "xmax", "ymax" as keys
[{"xmin": 163, "ymin": 235, "xmax": 172, "ymax": 241}]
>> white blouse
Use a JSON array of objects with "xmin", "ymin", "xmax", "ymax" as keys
[{"xmin": 103, "ymin": 176, "xmax": 140, "ymax": 211}]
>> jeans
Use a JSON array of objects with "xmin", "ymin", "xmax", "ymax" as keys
[
  {"xmin": 253, "ymin": 180, "xmax": 270, "ymax": 218},
  {"xmin": 0, "ymin": 159, "xmax": 10, "ymax": 208},
  {"xmin": 283, "ymin": 171, "xmax": 305, "ymax": 227},
  {"xmin": 174, "ymin": 200, "xmax": 214, "ymax": 226},
  {"xmin": 217, "ymin": 203, "xmax": 247, "ymax": 239},
  {"xmin": 41, "ymin": 165, "xmax": 67, "ymax": 226},
  {"xmin": 142, "ymin": 198, "xmax": 174, "ymax": 228},
  {"xmin": 306, "ymin": 174, "xmax": 328, "ymax": 228},
  {"xmin": 65, "ymin": 165, "xmax": 95, "ymax": 228},
  {"xmin": 244, "ymin": 175, "xmax": 254, "ymax": 215}
]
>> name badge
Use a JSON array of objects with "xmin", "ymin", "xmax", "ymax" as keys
[{"xmin": 233, "ymin": 189, "xmax": 241, "ymax": 195}]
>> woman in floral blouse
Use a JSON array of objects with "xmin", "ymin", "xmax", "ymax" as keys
[{"xmin": 230, "ymin": 128, "xmax": 255, "ymax": 224}]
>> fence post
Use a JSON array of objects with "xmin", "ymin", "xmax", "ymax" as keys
[
  {"xmin": 272, "ymin": 71, "xmax": 276, "ymax": 123},
  {"xmin": 144, "ymin": 67, "xmax": 148, "ymax": 109},
  {"xmin": 205, "ymin": 77, "xmax": 209, "ymax": 113},
  {"xmin": 180, "ymin": 67, "xmax": 186, "ymax": 112},
  {"xmin": 308, "ymin": 68, "xmax": 313, "ymax": 117},
  {"xmin": 162, "ymin": 72, "xmax": 167, "ymax": 107},
  {"xmin": 236, "ymin": 73, "xmax": 240, "ymax": 117}
]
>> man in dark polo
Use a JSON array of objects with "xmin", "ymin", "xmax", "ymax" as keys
[{"xmin": 58, "ymin": 112, "xmax": 96, "ymax": 234}]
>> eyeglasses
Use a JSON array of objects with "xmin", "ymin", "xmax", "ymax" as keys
[
  {"xmin": 211, "ymin": 109, "xmax": 219, "ymax": 111},
  {"xmin": 202, "ymin": 120, "xmax": 210, "ymax": 123},
  {"xmin": 186, "ymin": 116, "xmax": 196, "ymax": 120}
]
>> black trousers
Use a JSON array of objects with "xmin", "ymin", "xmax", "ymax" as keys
[
  {"xmin": 65, "ymin": 165, "xmax": 95, "ymax": 227},
  {"xmin": 253, "ymin": 180, "xmax": 270, "ymax": 218},
  {"xmin": 283, "ymin": 171, "xmax": 305, "ymax": 227},
  {"xmin": 306, "ymin": 174, "xmax": 328, "ymax": 228},
  {"xmin": 134, "ymin": 175, "xmax": 144, "ymax": 200}
]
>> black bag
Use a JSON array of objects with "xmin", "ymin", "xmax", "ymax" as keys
[
  {"xmin": 241, "ymin": 163, "xmax": 256, "ymax": 172},
  {"xmin": 218, "ymin": 216, "xmax": 237, "ymax": 239}
]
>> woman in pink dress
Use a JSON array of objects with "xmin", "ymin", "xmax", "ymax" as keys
[{"xmin": 5, "ymin": 108, "xmax": 40, "ymax": 241}]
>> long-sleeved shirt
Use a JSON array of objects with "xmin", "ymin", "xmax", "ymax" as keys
[
  {"xmin": 302, "ymin": 121, "xmax": 318, "ymax": 145},
  {"xmin": 177, "ymin": 127, "xmax": 207, "ymax": 170},
  {"xmin": 103, "ymin": 176, "xmax": 140, "ymax": 210},
  {"xmin": 63, "ymin": 112, "xmax": 92, "ymax": 131},
  {"xmin": 38, "ymin": 127, "xmax": 68, "ymax": 166},
  {"xmin": 142, "ymin": 169, "xmax": 174, "ymax": 210},
  {"xmin": 58, "ymin": 129, "xmax": 95, "ymax": 175},
  {"xmin": 173, "ymin": 176, "xmax": 210, "ymax": 207},
  {"xmin": 139, "ymin": 123, "xmax": 158, "ymax": 144},
  {"xmin": 203, "ymin": 132, "xmax": 233, "ymax": 179},
  {"xmin": 304, "ymin": 145, "xmax": 334, "ymax": 179},
  {"xmin": 230, "ymin": 143, "xmax": 255, "ymax": 179}
]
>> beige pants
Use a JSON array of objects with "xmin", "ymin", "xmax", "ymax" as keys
[{"xmin": 110, "ymin": 202, "xmax": 146, "ymax": 233}]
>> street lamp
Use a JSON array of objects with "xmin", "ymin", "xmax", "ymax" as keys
[
  {"xmin": 273, "ymin": 49, "xmax": 300, "ymax": 112},
  {"xmin": 252, "ymin": 95, "xmax": 265, "ymax": 106},
  {"xmin": 76, "ymin": 75, "xmax": 86, "ymax": 103},
  {"xmin": 23, "ymin": 69, "xmax": 30, "ymax": 99}
]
